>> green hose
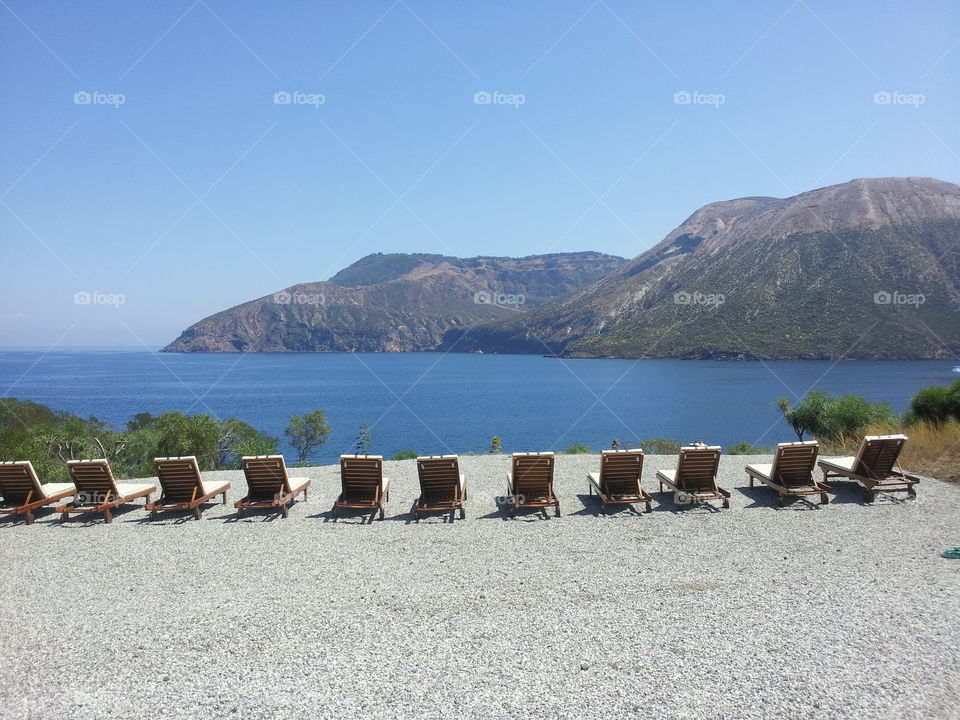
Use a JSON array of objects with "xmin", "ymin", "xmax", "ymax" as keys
[{"xmin": 942, "ymin": 547, "xmax": 960, "ymax": 559}]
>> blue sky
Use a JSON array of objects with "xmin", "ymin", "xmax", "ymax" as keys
[{"xmin": 1, "ymin": 0, "xmax": 958, "ymax": 347}]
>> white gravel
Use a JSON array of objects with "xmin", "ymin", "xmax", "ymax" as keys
[{"xmin": 1, "ymin": 454, "xmax": 959, "ymax": 720}]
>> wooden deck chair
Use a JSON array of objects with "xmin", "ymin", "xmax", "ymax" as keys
[
  {"xmin": 506, "ymin": 452, "xmax": 559, "ymax": 517},
  {"xmin": 414, "ymin": 455, "xmax": 467, "ymax": 520},
  {"xmin": 335, "ymin": 455, "xmax": 390, "ymax": 520},
  {"xmin": 0, "ymin": 461, "xmax": 76, "ymax": 524},
  {"xmin": 587, "ymin": 449, "xmax": 652, "ymax": 514},
  {"xmin": 745, "ymin": 441, "xmax": 830, "ymax": 506},
  {"xmin": 149, "ymin": 456, "xmax": 230, "ymax": 520},
  {"xmin": 817, "ymin": 434, "xmax": 919, "ymax": 501},
  {"xmin": 656, "ymin": 445, "xmax": 730, "ymax": 509},
  {"xmin": 235, "ymin": 455, "xmax": 310, "ymax": 518},
  {"xmin": 59, "ymin": 459, "xmax": 155, "ymax": 523}
]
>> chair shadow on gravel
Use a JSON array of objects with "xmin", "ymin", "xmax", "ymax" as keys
[
  {"xmin": 474, "ymin": 496, "xmax": 558, "ymax": 521},
  {"xmin": 655, "ymin": 490, "xmax": 724, "ymax": 514},
  {"xmin": 311, "ymin": 506, "xmax": 380, "ymax": 524},
  {"xmin": 569, "ymin": 492, "xmax": 647, "ymax": 517},
  {"xmin": 738, "ymin": 486, "xmax": 825, "ymax": 511},
  {"xmin": 825, "ymin": 480, "xmax": 916, "ymax": 506}
]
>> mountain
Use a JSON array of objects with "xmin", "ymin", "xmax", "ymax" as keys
[
  {"xmin": 443, "ymin": 177, "xmax": 960, "ymax": 359},
  {"xmin": 162, "ymin": 252, "xmax": 627, "ymax": 352}
]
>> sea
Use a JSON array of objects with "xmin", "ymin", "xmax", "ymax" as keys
[{"xmin": 0, "ymin": 350, "xmax": 954, "ymax": 463}]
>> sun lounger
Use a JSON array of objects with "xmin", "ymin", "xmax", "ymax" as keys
[
  {"xmin": 656, "ymin": 445, "xmax": 730, "ymax": 509},
  {"xmin": 0, "ymin": 461, "xmax": 76, "ymax": 524},
  {"xmin": 59, "ymin": 459, "xmax": 155, "ymax": 523},
  {"xmin": 506, "ymin": 452, "xmax": 559, "ymax": 517},
  {"xmin": 335, "ymin": 455, "xmax": 390, "ymax": 520},
  {"xmin": 745, "ymin": 441, "xmax": 830, "ymax": 506},
  {"xmin": 149, "ymin": 456, "xmax": 230, "ymax": 520},
  {"xmin": 236, "ymin": 455, "xmax": 310, "ymax": 518},
  {"xmin": 587, "ymin": 449, "xmax": 652, "ymax": 514},
  {"xmin": 817, "ymin": 434, "xmax": 919, "ymax": 501},
  {"xmin": 415, "ymin": 455, "xmax": 466, "ymax": 519}
]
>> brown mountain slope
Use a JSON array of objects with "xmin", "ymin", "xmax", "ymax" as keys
[{"xmin": 444, "ymin": 177, "xmax": 960, "ymax": 359}]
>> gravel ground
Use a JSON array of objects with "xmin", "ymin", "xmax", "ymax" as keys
[{"xmin": 1, "ymin": 453, "xmax": 958, "ymax": 720}]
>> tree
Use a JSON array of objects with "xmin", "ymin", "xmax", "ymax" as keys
[
  {"xmin": 909, "ymin": 381, "xmax": 960, "ymax": 424},
  {"xmin": 611, "ymin": 438, "xmax": 621, "ymax": 450},
  {"xmin": 779, "ymin": 391, "xmax": 894, "ymax": 442},
  {"xmin": 354, "ymin": 421, "xmax": 372, "ymax": 455},
  {"xmin": 489, "ymin": 436, "xmax": 502, "ymax": 454},
  {"xmin": 285, "ymin": 410, "xmax": 331, "ymax": 465}
]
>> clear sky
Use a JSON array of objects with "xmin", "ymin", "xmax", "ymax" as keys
[{"xmin": 2, "ymin": 0, "xmax": 958, "ymax": 347}]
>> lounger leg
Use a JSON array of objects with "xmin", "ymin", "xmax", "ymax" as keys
[
  {"xmin": 25, "ymin": 510, "xmax": 34, "ymax": 525},
  {"xmin": 820, "ymin": 493, "xmax": 829, "ymax": 505},
  {"xmin": 221, "ymin": 491, "xmax": 227, "ymax": 505},
  {"xmin": 151, "ymin": 508, "xmax": 158, "ymax": 521},
  {"xmin": 555, "ymin": 502, "xmax": 561, "ymax": 518},
  {"xmin": 60, "ymin": 510, "xmax": 69, "ymax": 523},
  {"xmin": 722, "ymin": 497, "xmax": 730, "ymax": 509},
  {"xmin": 104, "ymin": 508, "xmax": 113, "ymax": 524},
  {"xmin": 459, "ymin": 506, "xmax": 465, "ymax": 520},
  {"xmin": 776, "ymin": 494, "xmax": 784, "ymax": 507},
  {"xmin": 194, "ymin": 506, "xmax": 202, "ymax": 520},
  {"xmin": 281, "ymin": 504, "xmax": 289, "ymax": 519},
  {"xmin": 379, "ymin": 506, "xmax": 385, "ymax": 520},
  {"xmin": 237, "ymin": 507, "xmax": 245, "ymax": 519}
]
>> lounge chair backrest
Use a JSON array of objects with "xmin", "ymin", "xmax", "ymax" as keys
[
  {"xmin": 770, "ymin": 441, "xmax": 818, "ymax": 486},
  {"xmin": 0, "ymin": 460, "xmax": 44, "ymax": 504},
  {"xmin": 855, "ymin": 435, "xmax": 907, "ymax": 478},
  {"xmin": 600, "ymin": 449, "xmax": 644, "ymax": 495},
  {"xmin": 511, "ymin": 452, "xmax": 555, "ymax": 496},
  {"xmin": 340, "ymin": 455, "xmax": 384, "ymax": 501},
  {"xmin": 416, "ymin": 455, "xmax": 460, "ymax": 500},
  {"xmin": 67, "ymin": 459, "xmax": 120, "ymax": 501},
  {"xmin": 241, "ymin": 455, "xmax": 292, "ymax": 499},
  {"xmin": 674, "ymin": 446, "xmax": 721, "ymax": 491},
  {"xmin": 154, "ymin": 456, "xmax": 204, "ymax": 502}
]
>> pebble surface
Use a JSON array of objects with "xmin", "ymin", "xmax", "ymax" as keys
[{"xmin": 2, "ymin": 454, "xmax": 958, "ymax": 720}]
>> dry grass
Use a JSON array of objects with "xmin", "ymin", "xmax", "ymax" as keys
[{"xmin": 822, "ymin": 420, "xmax": 960, "ymax": 484}]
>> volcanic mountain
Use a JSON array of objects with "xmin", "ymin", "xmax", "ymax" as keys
[
  {"xmin": 162, "ymin": 252, "xmax": 627, "ymax": 352},
  {"xmin": 443, "ymin": 177, "xmax": 960, "ymax": 359}
]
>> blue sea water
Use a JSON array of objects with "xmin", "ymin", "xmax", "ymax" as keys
[{"xmin": 0, "ymin": 350, "xmax": 954, "ymax": 464}]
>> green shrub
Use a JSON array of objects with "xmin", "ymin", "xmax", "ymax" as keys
[
  {"xmin": 778, "ymin": 391, "xmax": 894, "ymax": 442},
  {"xmin": 390, "ymin": 449, "xmax": 418, "ymax": 460},
  {"xmin": 637, "ymin": 437, "xmax": 682, "ymax": 454},
  {"xmin": 565, "ymin": 442, "xmax": 591, "ymax": 454},
  {"xmin": 727, "ymin": 441, "xmax": 769, "ymax": 455},
  {"xmin": 909, "ymin": 380, "xmax": 960, "ymax": 425}
]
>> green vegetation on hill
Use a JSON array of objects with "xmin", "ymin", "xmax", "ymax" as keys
[{"xmin": 329, "ymin": 253, "xmax": 445, "ymax": 287}]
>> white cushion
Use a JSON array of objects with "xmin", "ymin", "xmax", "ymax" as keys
[
  {"xmin": 745, "ymin": 463, "xmax": 773, "ymax": 480},
  {"xmin": 656, "ymin": 469, "xmax": 676, "ymax": 483},
  {"xmin": 201, "ymin": 480, "xmax": 229, "ymax": 496},
  {"xmin": 40, "ymin": 483, "xmax": 76, "ymax": 499},
  {"xmin": 115, "ymin": 483, "xmax": 156, "ymax": 499},
  {"xmin": 819, "ymin": 456, "xmax": 856, "ymax": 472}
]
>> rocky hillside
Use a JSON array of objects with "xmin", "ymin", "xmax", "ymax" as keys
[
  {"xmin": 444, "ymin": 177, "xmax": 960, "ymax": 359},
  {"xmin": 162, "ymin": 252, "xmax": 626, "ymax": 352}
]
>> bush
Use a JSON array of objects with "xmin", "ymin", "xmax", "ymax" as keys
[
  {"xmin": 390, "ymin": 449, "xmax": 418, "ymax": 460},
  {"xmin": 778, "ymin": 391, "xmax": 894, "ymax": 442},
  {"xmin": 727, "ymin": 441, "xmax": 769, "ymax": 455},
  {"xmin": 565, "ymin": 442, "xmax": 591, "ymax": 454},
  {"xmin": 637, "ymin": 437, "xmax": 682, "ymax": 454},
  {"xmin": 909, "ymin": 380, "xmax": 960, "ymax": 425},
  {"xmin": 285, "ymin": 410, "xmax": 331, "ymax": 465}
]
